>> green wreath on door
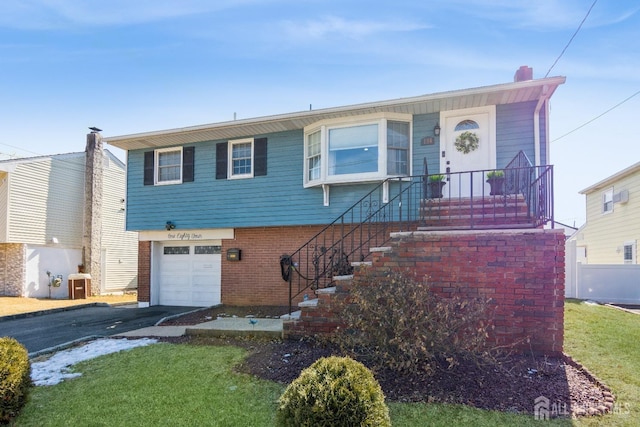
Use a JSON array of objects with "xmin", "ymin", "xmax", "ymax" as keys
[{"xmin": 454, "ymin": 131, "xmax": 479, "ymax": 154}]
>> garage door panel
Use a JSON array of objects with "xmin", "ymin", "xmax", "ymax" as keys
[
  {"xmin": 161, "ymin": 259, "xmax": 190, "ymax": 273},
  {"xmin": 159, "ymin": 244, "xmax": 221, "ymax": 307},
  {"xmin": 160, "ymin": 289, "xmax": 191, "ymax": 305},
  {"xmin": 192, "ymin": 291, "xmax": 219, "ymax": 305}
]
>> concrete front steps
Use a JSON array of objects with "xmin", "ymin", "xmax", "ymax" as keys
[
  {"xmin": 420, "ymin": 194, "xmax": 535, "ymax": 229},
  {"xmin": 282, "ymin": 261, "xmax": 374, "ymax": 339}
]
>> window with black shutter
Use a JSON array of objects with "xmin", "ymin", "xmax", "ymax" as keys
[
  {"xmin": 143, "ymin": 146, "xmax": 195, "ymax": 185},
  {"xmin": 216, "ymin": 137, "xmax": 267, "ymax": 179}
]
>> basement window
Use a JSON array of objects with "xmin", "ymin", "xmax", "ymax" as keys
[{"xmin": 623, "ymin": 242, "xmax": 636, "ymax": 264}]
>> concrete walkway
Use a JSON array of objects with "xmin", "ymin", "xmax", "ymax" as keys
[
  {"xmin": 606, "ymin": 304, "xmax": 640, "ymax": 315},
  {"xmin": 117, "ymin": 317, "xmax": 284, "ymax": 339}
]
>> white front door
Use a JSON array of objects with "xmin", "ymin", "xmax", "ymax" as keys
[
  {"xmin": 440, "ymin": 106, "xmax": 496, "ymax": 197},
  {"xmin": 159, "ymin": 243, "xmax": 221, "ymax": 307}
]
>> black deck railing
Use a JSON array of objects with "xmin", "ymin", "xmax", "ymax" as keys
[{"xmin": 283, "ymin": 151, "xmax": 554, "ymax": 314}]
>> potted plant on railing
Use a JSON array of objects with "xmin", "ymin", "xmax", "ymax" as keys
[
  {"xmin": 486, "ymin": 170, "xmax": 505, "ymax": 195},
  {"xmin": 428, "ymin": 174, "xmax": 446, "ymax": 198}
]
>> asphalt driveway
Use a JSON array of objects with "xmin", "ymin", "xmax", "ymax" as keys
[{"xmin": 0, "ymin": 304, "xmax": 198, "ymax": 355}]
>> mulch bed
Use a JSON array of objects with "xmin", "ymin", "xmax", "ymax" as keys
[{"xmin": 159, "ymin": 305, "xmax": 614, "ymax": 418}]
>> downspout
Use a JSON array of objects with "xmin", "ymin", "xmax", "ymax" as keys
[{"xmin": 533, "ymin": 85, "xmax": 551, "ymax": 166}]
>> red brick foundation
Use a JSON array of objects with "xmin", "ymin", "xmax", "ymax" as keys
[
  {"xmin": 284, "ymin": 229, "xmax": 566, "ymax": 356},
  {"xmin": 137, "ymin": 241, "xmax": 150, "ymax": 303},
  {"xmin": 221, "ymin": 226, "xmax": 326, "ymax": 306},
  {"xmin": 136, "ymin": 226, "xmax": 326, "ymax": 307}
]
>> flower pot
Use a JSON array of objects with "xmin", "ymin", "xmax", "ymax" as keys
[
  {"xmin": 429, "ymin": 181, "xmax": 446, "ymax": 198},
  {"xmin": 487, "ymin": 178, "xmax": 505, "ymax": 196}
]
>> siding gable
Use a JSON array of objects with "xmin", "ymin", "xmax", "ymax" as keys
[
  {"xmin": 580, "ymin": 170, "xmax": 640, "ymax": 264},
  {"xmin": 8, "ymin": 156, "xmax": 85, "ymax": 246},
  {"xmin": 0, "ymin": 172, "xmax": 7, "ymax": 242}
]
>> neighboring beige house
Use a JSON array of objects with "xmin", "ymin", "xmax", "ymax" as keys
[
  {"xmin": 569, "ymin": 161, "xmax": 640, "ymax": 265},
  {"xmin": 0, "ymin": 134, "xmax": 138, "ymax": 298}
]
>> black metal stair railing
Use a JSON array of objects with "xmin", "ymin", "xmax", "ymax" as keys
[
  {"xmin": 283, "ymin": 151, "xmax": 554, "ymax": 314},
  {"xmin": 503, "ymin": 150, "xmax": 554, "ymax": 227},
  {"xmin": 283, "ymin": 177, "xmax": 424, "ymax": 315}
]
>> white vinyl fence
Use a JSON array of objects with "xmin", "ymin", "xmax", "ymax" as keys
[{"xmin": 566, "ymin": 251, "xmax": 640, "ymax": 304}]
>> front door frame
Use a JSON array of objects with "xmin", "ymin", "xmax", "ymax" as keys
[{"xmin": 440, "ymin": 105, "xmax": 497, "ymax": 197}]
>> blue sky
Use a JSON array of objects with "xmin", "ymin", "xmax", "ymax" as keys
[{"xmin": 0, "ymin": 0, "xmax": 638, "ymax": 227}]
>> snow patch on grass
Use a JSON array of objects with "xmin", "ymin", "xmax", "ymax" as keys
[{"xmin": 31, "ymin": 338, "xmax": 157, "ymax": 386}]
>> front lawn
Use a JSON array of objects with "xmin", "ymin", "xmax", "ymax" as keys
[
  {"xmin": 17, "ymin": 345, "xmax": 283, "ymax": 426},
  {"xmin": 14, "ymin": 301, "xmax": 640, "ymax": 426},
  {"xmin": 563, "ymin": 300, "xmax": 640, "ymax": 426}
]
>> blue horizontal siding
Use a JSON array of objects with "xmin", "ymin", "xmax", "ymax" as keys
[
  {"xmin": 496, "ymin": 101, "xmax": 536, "ymax": 168},
  {"xmin": 126, "ymin": 104, "xmax": 541, "ymax": 231},
  {"xmin": 412, "ymin": 113, "xmax": 441, "ymax": 176},
  {"xmin": 126, "ymin": 131, "xmax": 383, "ymax": 231}
]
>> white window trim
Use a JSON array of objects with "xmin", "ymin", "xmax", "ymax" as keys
[
  {"xmin": 228, "ymin": 138, "xmax": 254, "ymax": 179},
  {"xmin": 623, "ymin": 241, "xmax": 636, "ymax": 264},
  {"xmin": 303, "ymin": 112, "xmax": 412, "ymax": 188},
  {"xmin": 602, "ymin": 187, "xmax": 614, "ymax": 214},
  {"xmin": 155, "ymin": 147, "xmax": 183, "ymax": 185}
]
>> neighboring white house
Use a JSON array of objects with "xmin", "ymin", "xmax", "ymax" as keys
[
  {"xmin": 0, "ymin": 134, "xmax": 138, "ymax": 298},
  {"xmin": 565, "ymin": 161, "xmax": 640, "ymax": 303},
  {"xmin": 569, "ymin": 161, "xmax": 640, "ymax": 265}
]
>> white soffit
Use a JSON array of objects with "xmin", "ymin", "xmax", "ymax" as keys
[{"xmin": 105, "ymin": 76, "xmax": 565, "ymax": 151}]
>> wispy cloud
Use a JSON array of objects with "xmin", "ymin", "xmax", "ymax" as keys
[
  {"xmin": 281, "ymin": 15, "xmax": 428, "ymax": 42},
  {"xmin": 0, "ymin": 0, "xmax": 260, "ymax": 30}
]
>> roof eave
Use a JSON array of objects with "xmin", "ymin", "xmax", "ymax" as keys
[
  {"xmin": 105, "ymin": 76, "xmax": 566, "ymax": 151},
  {"xmin": 579, "ymin": 161, "xmax": 640, "ymax": 194}
]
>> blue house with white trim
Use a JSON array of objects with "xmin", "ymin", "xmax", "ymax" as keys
[{"xmin": 105, "ymin": 66, "xmax": 565, "ymax": 308}]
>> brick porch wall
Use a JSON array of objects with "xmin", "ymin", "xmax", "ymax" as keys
[
  {"xmin": 222, "ymin": 225, "xmax": 326, "ymax": 306},
  {"xmin": 284, "ymin": 229, "xmax": 565, "ymax": 356},
  {"xmin": 373, "ymin": 229, "xmax": 565, "ymax": 355},
  {"xmin": 0, "ymin": 243, "xmax": 26, "ymax": 297}
]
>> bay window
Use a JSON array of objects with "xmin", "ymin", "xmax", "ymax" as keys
[
  {"xmin": 304, "ymin": 112, "xmax": 412, "ymax": 187},
  {"xmin": 306, "ymin": 130, "xmax": 321, "ymax": 181},
  {"xmin": 386, "ymin": 121, "xmax": 410, "ymax": 175}
]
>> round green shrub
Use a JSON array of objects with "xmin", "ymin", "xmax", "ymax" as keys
[
  {"xmin": 0, "ymin": 337, "xmax": 31, "ymax": 424},
  {"xmin": 276, "ymin": 356, "xmax": 391, "ymax": 427}
]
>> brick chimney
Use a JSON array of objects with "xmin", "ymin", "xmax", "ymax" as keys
[{"xmin": 514, "ymin": 65, "xmax": 533, "ymax": 82}]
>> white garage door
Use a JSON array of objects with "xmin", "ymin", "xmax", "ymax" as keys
[{"xmin": 159, "ymin": 243, "xmax": 221, "ymax": 307}]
